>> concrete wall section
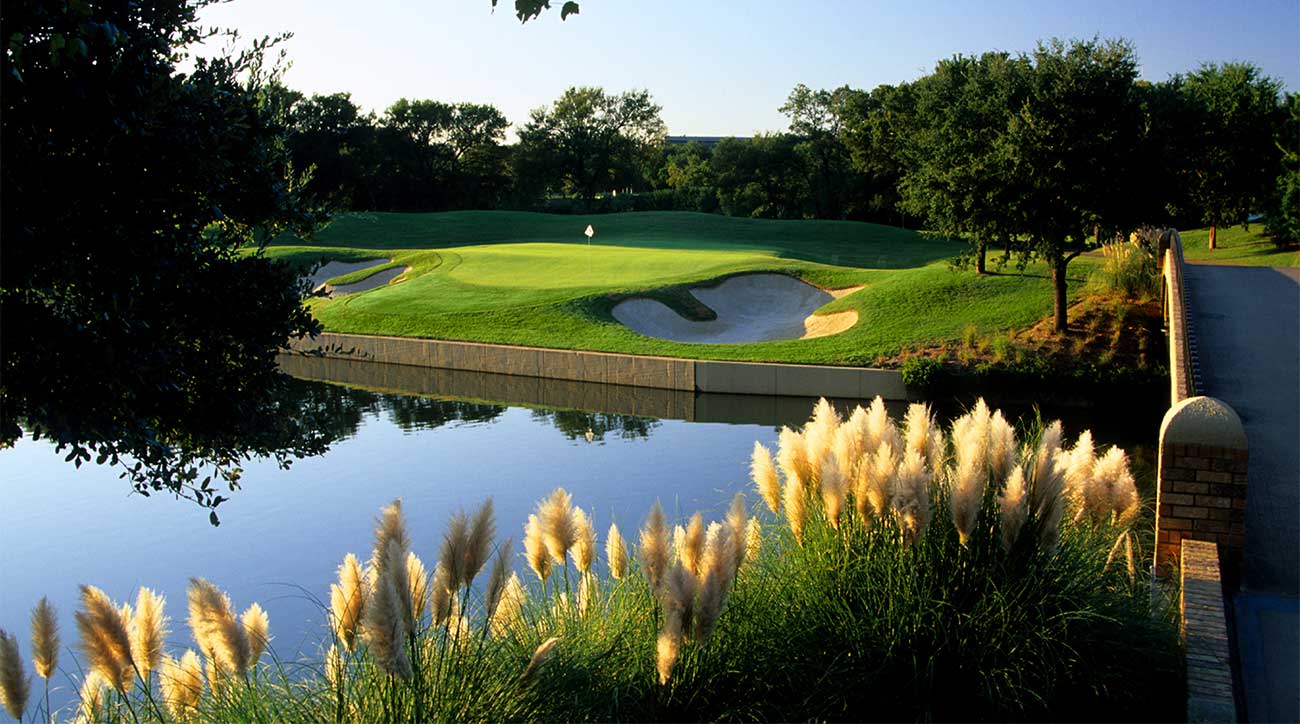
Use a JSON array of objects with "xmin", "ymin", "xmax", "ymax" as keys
[
  {"xmin": 290, "ymin": 332, "xmax": 910, "ymax": 400},
  {"xmin": 695, "ymin": 360, "xmax": 909, "ymax": 399}
]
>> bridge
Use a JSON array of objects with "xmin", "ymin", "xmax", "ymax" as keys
[{"xmin": 1157, "ymin": 230, "xmax": 1299, "ymax": 722}]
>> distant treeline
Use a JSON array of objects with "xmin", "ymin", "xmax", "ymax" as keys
[{"xmin": 272, "ymin": 43, "xmax": 1297, "ymax": 241}]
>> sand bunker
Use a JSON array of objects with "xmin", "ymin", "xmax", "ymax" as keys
[
  {"xmin": 307, "ymin": 259, "xmax": 409, "ymax": 297},
  {"xmin": 612, "ymin": 273, "xmax": 860, "ymax": 344}
]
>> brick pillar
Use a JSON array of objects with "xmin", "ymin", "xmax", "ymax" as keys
[{"xmin": 1155, "ymin": 396, "xmax": 1249, "ymax": 576}]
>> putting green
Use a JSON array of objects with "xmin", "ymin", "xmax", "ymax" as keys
[{"xmin": 266, "ymin": 211, "xmax": 1092, "ymax": 366}]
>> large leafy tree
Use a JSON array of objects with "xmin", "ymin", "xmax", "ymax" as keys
[
  {"xmin": 1177, "ymin": 63, "xmax": 1285, "ymax": 249},
  {"xmin": 1006, "ymin": 38, "xmax": 1145, "ymax": 333},
  {"xmin": 517, "ymin": 86, "xmax": 665, "ymax": 210},
  {"xmin": 1264, "ymin": 93, "xmax": 1300, "ymax": 245},
  {"xmin": 779, "ymin": 84, "xmax": 861, "ymax": 219},
  {"xmin": 840, "ymin": 82, "xmax": 919, "ymax": 225},
  {"xmin": 711, "ymin": 134, "xmax": 806, "ymax": 219},
  {"xmin": 897, "ymin": 52, "xmax": 1030, "ymax": 273},
  {"xmin": 1, "ymin": 0, "xmax": 332, "ymax": 518}
]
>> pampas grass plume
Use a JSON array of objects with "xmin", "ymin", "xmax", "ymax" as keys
[
  {"xmin": 572, "ymin": 507, "xmax": 596, "ymax": 574},
  {"xmin": 484, "ymin": 542, "xmax": 512, "ymax": 623},
  {"xmin": 77, "ymin": 584, "xmax": 135, "ymax": 693},
  {"xmin": 988, "ymin": 411, "xmax": 1017, "ymax": 482},
  {"xmin": 524, "ymin": 513, "xmax": 552, "ymax": 583},
  {"xmin": 466, "ymin": 498, "xmax": 497, "ymax": 585},
  {"xmin": 329, "ymin": 553, "xmax": 367, "ymax": 652},
  {"xmin": 130, "ymin": 587, "xmax": 168, "ymax": 680},
  {"xmin": 539, "ymin": 488, "xmax": 577, "ymax": 564},
  {"xmin": 606, "ymin": 523, "xmax": 629, "ymax": 580},
  {"xmin": 783, "ymin": 469, "xmax": 807, "ymax": 544},
  {"xmin": 75, "ymin": 672, "xmax": 107, "ymax": 724},
  {"xmin": 440, "ymin": 510, "xmax": 471, "ymax": 592},
  {"xmin": 750, "ymin": 441, "xmax": 781, "ymax": 514},
  {"xmin": 776, "ymin": 426, "xmax": 811, "ymax": 492},
  {"xmin": 835, "ymin": 405, "xmax": 869, "ymax": 482},
  {"xmin": 0, "ymin": 628, "xmax": 28, "ymax": 721},
  {"xmin": 727, "ymin": 493, "xmax": 748, "ymax": 572},
  {"xmin": 745, "ymin": 517, "xmax": 762, "ymax": 563},
  {"xmin": 680, "ymin": 513, "xmax": 705, "ymax": 577},
  {"xmin": 31, "ymin": 597, "xmax": 58, "ymax": 681},
  {"xmin": 241, "ymin": 603, "xmax": 270, "ymax": 665},
  {"xmin": 819, "ymin": 449, "xmax": 847, "ymax": 530},
  {"xmin": 638, "ymin": 500, "xmax": 670, "ymax": 592},
  {"xmin": 362, "ymin": 543, "xmax": 413, "ymax": 678},
  {"xmin": 186, "ymin": 578, "xmax": 249, "ymax": 681},
  {"xmin": 490, "ymin": 573, "xmax": 526, "ymax": 638},
  {"xmin": 160, "ymin": 649, "xmax": 203, "ymax": 720},
  {"xmin": 521, "ymin": 637, "xmax": 559, "ymax": 683},
  {"xmin": 999, "ymin": 466, "xmax": 1029, "ymax": 552},
  {"xmin": 370, "ymin": 499, "xmax": 411, "ymax": 577},
  {"xmin": 406, "ymin": 552, "xmax": 430, "ymax": 624},
  {"xmin": 891, "ymin": 449, "xmax": 932, "ymax": 545}
]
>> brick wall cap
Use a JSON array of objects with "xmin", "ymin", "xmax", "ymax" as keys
[{"xmin": 1161, "ymin": 396, "xmax": 1248, "ymax": 449}]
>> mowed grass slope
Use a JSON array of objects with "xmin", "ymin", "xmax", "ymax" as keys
[
  {"xmin": 268, "ymin": 211, "xmax": 1092, "ymax": 366},
  {"xmin": 1180, "ymin": 225, "xmax": 1300, "ymax": 267}
]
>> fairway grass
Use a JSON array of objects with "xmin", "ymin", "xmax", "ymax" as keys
[
  {"xmin": 268, "ymin": 211, "xmax": 1095, "ymax": 366},
  {"xmin": 1180, "ymin": 225, "xmax": 1300, "ymax": 267}
]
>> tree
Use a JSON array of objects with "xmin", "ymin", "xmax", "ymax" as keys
[
  {"xmin": 779, "ymin": 84, "xmax": 862, "ymax": 219},
  {"xmin": 517, "ymin": 87, "xmax": 665, "ymax": 210},
  {"xmin": 896, "ymin": 52, "xmax": 1030, "ymax": 273},
  {"xmin": 1264, "ymin": 93, "xmax": 1300, "ymax": 245},
  {"xmin": 1, "ymin": 0, "xmax": 331, "ymax": 518},
  {"xmin": 284, "ymin": 91, "xmax": 375, "ymax": 209},
  {"xmin": 1177, "ymin": 63, "xmax": 1284, "ymax": 249},
  {"xmin": 711, "ymin": 134, "xmax": 806, "ymax": 219},
  {"xmin": 840, "ymin": 82, "xmax": 918, "ymax": 224},
  {"xmin": 1006, "ymin": 38, "xmax": 1145, "ymax": 333}
]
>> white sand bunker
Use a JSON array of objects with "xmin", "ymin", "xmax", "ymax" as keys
[
  {"xmin": 307, "ymin": 259, "xmax": 408, "ymax": 297},
  {"xmin": 612, "ymin": 273, "xmax": 860, "ymax": 344}
]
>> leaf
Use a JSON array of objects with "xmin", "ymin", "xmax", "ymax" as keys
[
  {"xmin": 560, "ymin": 1, "xmax": 580, "ymax": 19},
  {"xmin": 209, "ymin": 511, "xmax": 221, "ymax": 527}
]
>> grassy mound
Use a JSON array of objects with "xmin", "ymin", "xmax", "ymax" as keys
[{"xmin": 266, "ymin": 211, "xmax": 1097, "ymax": 366}]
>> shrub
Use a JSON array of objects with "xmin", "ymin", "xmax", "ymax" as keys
[{"xmin": 1092, "ymin": 232, "xmax": 1161, "ymax": 300}]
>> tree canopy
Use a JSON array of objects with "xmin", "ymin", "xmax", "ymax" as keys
[
  {"xmin": 1, "ymin": 0, "xmax": 332, "ymax": 519},
  {"xmin": 517, "ymin": 86, "xmax": 665, "ymax": 210}
]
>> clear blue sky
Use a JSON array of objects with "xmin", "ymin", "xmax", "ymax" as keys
[{"xmin": 199, "ymin": 0, "xmax": 1300, "ymax": 137}]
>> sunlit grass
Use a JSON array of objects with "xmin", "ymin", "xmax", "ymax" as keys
[
  {"xmin": 263, "ymin": 211, "xmax": 1095, "ymax": 365},
  {"xmin": 1180, "ymin": 225, "xmax": 1300, "ymax": 267}
]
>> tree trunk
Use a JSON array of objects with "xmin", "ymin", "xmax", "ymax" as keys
[
  {"xmin": 1209, "ymin": 224, "xmax": 1218, "ymax": 250},
  {"xmin": 1052, "ymin": 257, "xmax": 1069, "ymax": 335},
  {"xmin": 976, "ymin": 241, "xmax": 987, "ymax": 274}
]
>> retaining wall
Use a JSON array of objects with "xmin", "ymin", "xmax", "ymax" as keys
[{"xmin": 287, "ymin": 332, "xmax": 910, "ymax": 400}]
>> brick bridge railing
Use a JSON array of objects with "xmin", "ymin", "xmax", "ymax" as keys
[{"xmin": 1155, "ymin": 229, "xmax": 1249, "ymax": 721}]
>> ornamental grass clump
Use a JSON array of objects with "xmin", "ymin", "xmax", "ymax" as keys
[{"xmin": 15, "ymin": 398, "xmax": 1176, "ymax": 723}]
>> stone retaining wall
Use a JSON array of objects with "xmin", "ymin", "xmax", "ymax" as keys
[{"xmin": 287, "ymin": 332, "xmax": 910, "ymax": 400}]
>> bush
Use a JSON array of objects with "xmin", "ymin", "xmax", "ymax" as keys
[{"xmin": 1091, "ymin": 231, "xmax": 1161, "ymax": 300}]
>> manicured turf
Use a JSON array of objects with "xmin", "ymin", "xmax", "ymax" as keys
[
  {"xmin": 1180, "ymin": 226, "xmax": 1299, "ymax": 267},
  {"xmin": 268, "ymin": 211, "xmax": 1095, "ymax": 366}
]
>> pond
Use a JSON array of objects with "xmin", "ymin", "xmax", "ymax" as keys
[{"xmin": 0, "ymin": 355, "xmax": 1161, "ymax": 719}]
